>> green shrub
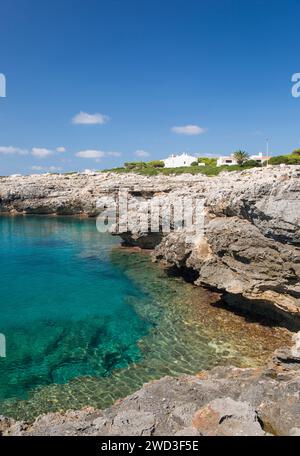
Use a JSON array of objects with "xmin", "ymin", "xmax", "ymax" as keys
[
  {"xmin": 101, "ymin": 167, "xmax": 128, "ymax": 173},
  {"xmin": 197, "ymin": 157, "xmax": 217, "ymax": 166},
  {"xmin": 124, "ymin": 162, "xmax": 137, "ymax": 169},
  {"xmin": 269, "ymin": 154, "xmax": 300, "ymax": 165},
  {"xmin": 147, "ymin": 160, "xmax": 165, "ymax": 168},
  {"xmin": 269, "ymin": 155, "xmax": 289, "ymax": 165},
  {"xmin": 124, "ymin": 161, "xmax": 148, "ymax": 169},
  {"xmin": 292, "ymin": 149, "xmax": 300, "ymax": 156},
  {"xmin": 289, "ymin": 155, "xmax": 300, "ymax": 164},
  {"xmin": 244, "ymin": 159, "xmax": 261, "ymax": 167}
]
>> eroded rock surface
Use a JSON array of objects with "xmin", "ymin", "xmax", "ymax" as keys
[
  {"xmin": 2, "ymin": 333, "xmax": 300, "ymax": 436},
  {"xmin": 153, "ymin": 216, "xmax": 300, "ymax": 317},
  {"xmin": 1, "ymin": 166, "xmax": 299, "ymax": 316}
]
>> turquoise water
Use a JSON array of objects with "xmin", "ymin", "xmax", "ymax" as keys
[
  {"xmin": 0, "ymin": 216, "xmax": 151, "ymax": 401},
  {"xmin": 0, "ymin": 215, "xmax": 291, "ymax": 421}
]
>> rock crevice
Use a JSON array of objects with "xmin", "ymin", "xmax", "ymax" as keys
[{"xmin": 1, "ymin": 166, "xmax": 299, "ymax": 316}]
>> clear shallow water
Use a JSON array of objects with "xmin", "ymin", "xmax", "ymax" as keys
[
  {"xmin": 0, "ymin": 216, "xmax": 151, "ymax": 401},
  {"xmin": 0, "ymin": 216, "xmax": 292, "ymax": 421}
]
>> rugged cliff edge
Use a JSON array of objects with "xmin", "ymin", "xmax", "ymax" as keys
[
  {"xmin": 1, "ymin": 166, "xmax": 299, "ymax": 317},
  {"xmin": 1, "ymin": 332, "xmax": 300, "ymax": 436},
  {"xmin": 1, "ymin": 167, "xmax": 300, "ymax": 436}
]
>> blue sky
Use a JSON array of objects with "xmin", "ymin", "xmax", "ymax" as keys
[{"xmin": 0, "ymin": 0, "xmax": 300, "ymax": 174}]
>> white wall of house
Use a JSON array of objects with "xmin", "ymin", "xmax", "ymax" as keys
[
  {"xmin": 216, "ymin": 155, "xmax": 238, "ymax": 167},
  {"xmin": 163, "ymin": 153, "xmax": 196, "ymax": 168},
  {"xmin": 81, "ymin": 169, "xmax": 97, "ymax": 175},
  {"xmin": 250, "ymin": 152, "xmax": 268, "ymax": 163},
  {"xmin": 217, "ymin": 152, "xmax": 268, "ymax": 167}
]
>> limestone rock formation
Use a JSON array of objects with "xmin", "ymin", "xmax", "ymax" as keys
[
  {"xmin": 153, "ymin": 216, "xmax": 300, "ymax": 316},
  {"xmin": 2, "ymin": 332, "xmax": 300, "ymax": 436},
  {"xmin": 1, "ymin": 166, "xmax": 299, "ymax": 317}
]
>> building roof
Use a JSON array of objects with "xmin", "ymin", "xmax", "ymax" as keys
[{"xmin": 164, "ymin": 152, "xmax": 195, "ymax": 159}]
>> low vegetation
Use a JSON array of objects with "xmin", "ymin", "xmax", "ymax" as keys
[
  {"xmin": 102, "ymin": 162, "xmax": 261, "ymax": 176},
  {"xmin": 269, "ymin": 153, "xmax": 300, "ymax": 165},
  {"xmin": 100, "ymin": 149, "xmax": 300, "ymax": 176}
]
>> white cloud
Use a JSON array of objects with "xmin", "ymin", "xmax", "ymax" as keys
[
  {"xmin": 135, "ymin": 149, "xmax": 150, "ymax": 157},
  {"xmin": 75, "ymin": 150, "xmax": 106, "ymax": 159},
  {"xmin": 75, "ymin": 149, "xmax": 121, "ymax": 159},
  {"xmin": 171, "ymin": 125, "xmax": 207, "ymax": 135},
  {"xmin": 0, "ymin": 146, "xmax": 28, "ymax": 155},
  {"xmin": 31, "ymin": 147, "xmax": 53, "ymax": 158},
  {"xmin": 107, "ymin": 151, "xmax": 121, "ymax": 157},
  {"xmin": 30, "ymin": 165, "xmax": 62, "ymax": 172},
  {"xmin": 72, "ymin": 111, "xmax": 110, "ymax": 125},
  {"xmin": 56, "ymin": 146, "xmax": 66, "ymax": 153}
]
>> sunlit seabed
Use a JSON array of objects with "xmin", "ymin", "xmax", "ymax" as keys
[{"xmin": 0, "ymin": 216, "xmax": 291, "ymax": 421}]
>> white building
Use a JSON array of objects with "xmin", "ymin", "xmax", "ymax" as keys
[
  {"xmin": 216, "ymin": 154, "xmax": 238, "ymax": 167},
  {"xmin": 81, "ymin": 169, "xmax": 97, "ymax": 175},
  {"xmin": 163, "ymin": 153, "xmax": 196, "ymax": 168},
  {"xmin": 217, "ymin": 152, "xmax": 269, "ymax": 167},
  {"xmin": 249, "ymin": 152, "xmax": 268, "ymax": 164}
]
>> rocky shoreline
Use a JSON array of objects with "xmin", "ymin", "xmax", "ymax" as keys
[
  {"xmin": 1, "ymin": 332, "xmax": 300, "ymax": 436},
  {"xmin": 1, "ymin": 166, "xmax": 299, "ymax": 319},
  {"xmin": 0, "ymin": 166, "xmax": 299, "ymax": 436}
]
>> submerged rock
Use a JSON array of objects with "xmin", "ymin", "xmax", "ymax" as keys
[
  {"xmin": 2, "ymin": 332, "xmax": 300, "ymax": 436},
  {"xmin": 1, "ymin": 168, "xmax": 299, "ymax": 436},
  {"xmin": 2, "ymin": 166, "xmax": 298, "ymax": 318}
]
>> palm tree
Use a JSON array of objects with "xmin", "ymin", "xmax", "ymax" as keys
[{"xmin": 233, "ymin": 150, "xmax": 249, "ymax": 166}]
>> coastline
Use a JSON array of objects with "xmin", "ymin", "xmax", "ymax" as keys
[
  {"xmin": 0, "ymin": 232, "xmax": 291, "ymax": 423},
  {"xmin": 1, "ymin": 210, "xmax": 298, "ymax": 328},
  {"xmin": 1, "ymin": 166, "xmax": 299, "ymax": 319},
  {"xmin": 2, "ymin": 331, "xmax": 300, "ymax": 436},
  {"xmin": 2, "ymin": 0, "xmax": 300, "ymax": 440},
  {"xmin": 0, "ymin": 167, "xmax": 299, "ymax": 435}
]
